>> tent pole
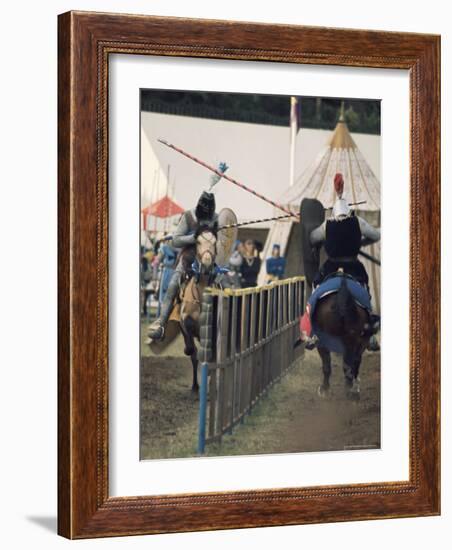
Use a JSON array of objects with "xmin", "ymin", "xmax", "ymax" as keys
[{"xmin": 289, "ymin": 96, "xmax": 298, "ymax": 188}]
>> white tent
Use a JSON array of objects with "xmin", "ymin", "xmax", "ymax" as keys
[
  {"xmin": 259, "ymin": 114, "xmax": 381, "ymax": 312},
  {"xmin": 283, "ymin": 114, "xmax": 380, "ymax": 211},
  {"xmin": 141, "ymin": 112, "xmax": 379, "ymax": 226},
  {"xmin": 141, "ymin": 111, "xmax": 380, "ymax": 310},
  {"xmin": 141, "ymin": 124, "xmax": 169, "ymax": 207},
  {"xmin": 141, "ymin": 125, "xmax": 173, "ymax": 243}
]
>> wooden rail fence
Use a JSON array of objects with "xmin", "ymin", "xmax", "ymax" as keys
[{"xmin": 198, "ymin": 276, "xmax": 306, "ymax": 453}]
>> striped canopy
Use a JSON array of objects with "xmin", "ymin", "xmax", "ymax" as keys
[
  {"xmin": 141, "ymin": 195, "xmax": 184, "ymax": 231},
  {"xmin": 281, "ymin": 114, "xmax": 380, "ymax": 212}
]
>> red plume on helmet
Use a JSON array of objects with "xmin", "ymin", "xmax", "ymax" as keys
[{"xmin": 334, "ymin": 173, "xmax": 344, "ymax": 197}]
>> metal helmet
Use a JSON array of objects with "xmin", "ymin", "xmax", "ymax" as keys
[
  {"xmin": 195, "ymin": 191, "xmax": 216, "ymax": 221},
  {"xmin": 332, "ymin": 173, "xmax": 350, "ymax": 220},
  {"xmin": 332, "ymin": 197, "xmax": 351, "ymax": 220}
]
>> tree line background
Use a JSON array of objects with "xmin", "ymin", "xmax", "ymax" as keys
[{"xmin": 141, "ymin": 90, "xmax": 381, "ymax": 135}]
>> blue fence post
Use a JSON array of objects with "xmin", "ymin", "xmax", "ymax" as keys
[
  {"xmin": 197, "ymin": 362, "xmax": 209, "ymax": 454},
  {"xmin": 198, "ymin": 291, "xmax": 213, "ymax": 453}
]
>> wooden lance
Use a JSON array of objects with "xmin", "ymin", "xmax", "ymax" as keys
[{"xmin": 158, "ymin": 139, "xmax": 299, "ymax": 218}]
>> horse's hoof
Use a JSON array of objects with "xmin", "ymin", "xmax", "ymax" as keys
[
  {"xmin": 346, "ymin": 385, "xmax": 361, "ymax": 401},
  {"xmin": 317, "ymin": 385, "xmax": 330, "ymax": 398},
  {"xmin": 367, "ymin": 336, "xmax": 380, "ymax": 352},
  {"xmin": 191, "ymin": 385, "xmax": 199, "ymax": 394}
]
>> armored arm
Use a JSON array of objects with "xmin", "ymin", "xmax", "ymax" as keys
[
  {"xmin": 358, "ymin": 217, "xmax": 381, "ymax": 246},
  {"xmin": 310, "ymin": 221, "xmax": 326, "ymax": 246},
  {"xmin": 172, "ymin": 212, "xmax": 196, "ymax": 248}
]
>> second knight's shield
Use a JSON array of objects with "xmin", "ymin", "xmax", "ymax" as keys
[
  {"xmin": 300, "ymin": 198, "xmax": 325, "ymax": 287},
  {"xmin": 216, "ymin": 208, "xmax": 238, "ymax": 266}
]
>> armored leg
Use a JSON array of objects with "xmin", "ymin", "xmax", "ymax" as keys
[
  {"xmin": 147, "ymin": 270, "xmax": 181, "ymax": 341},
  {"xmin": 367, "ymin": 312, "xmax": 381, "ymax": 351},
  {"xmin": 359, "ymin": 272, "xmax": 381, "ymax": 347},
  {"xmin": 366, "ymin": 310, "xmax": 380, "ymax": 351},
  {"xmin": 299, "ymin": 307, "xmax": 319, "ymax": 351}
]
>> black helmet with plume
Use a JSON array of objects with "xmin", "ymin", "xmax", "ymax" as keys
[{"xmin": 195, "ymin": 191, "xmax": 216, "ymax": 221}]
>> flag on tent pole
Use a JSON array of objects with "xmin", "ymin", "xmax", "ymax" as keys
[{"xmin": 289, "ymin": 96, "xmax": 301, "ymax": 187}]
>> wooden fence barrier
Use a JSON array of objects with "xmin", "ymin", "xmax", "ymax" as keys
[{"xmin": 198, "ymin": 276, "xmax": 305, "ymax": 453}]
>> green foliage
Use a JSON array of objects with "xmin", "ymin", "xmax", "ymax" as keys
[{"xmin": 141, "ymin": 90, "xmax": 381, "ymax": 135}]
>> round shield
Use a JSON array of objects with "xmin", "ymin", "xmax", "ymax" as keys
[
  {"xmin": 300, "ymin": 198, "xmax": 325, "ymax": 287},
  {"xmin": 216, "ymin": 208, "xmax": 238, "ymax": 266}
]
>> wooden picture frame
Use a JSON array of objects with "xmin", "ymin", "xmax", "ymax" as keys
[{"xmin": 58, "ymin": 11, "xmax": 440, "ymax": 538}]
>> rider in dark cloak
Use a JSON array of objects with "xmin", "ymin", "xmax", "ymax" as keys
[
  {"xmin": 301, "ymin": 173, "xmax": 381, "ymax": 350},
  {"xmin": 310, "ymin": 173, "xmax": 380, "ymax": 288}
]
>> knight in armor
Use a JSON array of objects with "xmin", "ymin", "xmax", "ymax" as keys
[
  {"xmin": 300, "ymin": 173, "xmax": 380, "ymax": 350},
  {"xmin": 147, "ymin": 163, "xmax": 227, "ymax": 341},
  {"xmin": 310, "ymin": 173, "xmax": 380, "ymax": 288}
]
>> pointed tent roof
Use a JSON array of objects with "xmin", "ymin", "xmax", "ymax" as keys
[
  {"xmin": 258, "ymin": 116, "xmax": 381, "ymax": 305},
  {"xmin": 142, "ymin": 195, "xmax": 184, "ymax": 218},
  {"xmin": 280, "ymin": 113, "xmax": 380, "ymax": 212},
  {"xmin": 141, "ymin": 195, "xmax": 184, "ymax": 231}
]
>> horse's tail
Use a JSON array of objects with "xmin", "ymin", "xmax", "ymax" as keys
[{"xmin": 333, "ymin": 274, "xmax": 358, "ymax": 326}]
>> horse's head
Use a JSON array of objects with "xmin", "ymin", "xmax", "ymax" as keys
[{"xmin": 196, "ymin": 229, "xmax": 217, "ymax": 272}]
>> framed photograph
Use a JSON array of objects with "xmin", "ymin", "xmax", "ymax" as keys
[{"xmin": 58, "ymin": 11, "xmax": 440, "ymax": 538}]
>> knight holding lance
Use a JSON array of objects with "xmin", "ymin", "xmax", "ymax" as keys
[
  {"xmin": 300, "ymin": 172, "xmax": 381, "ymax": 348},
  {"xmin": 311, "ymin": 173, "xmax": 380, "ymax": 287},
  {"xmin": 147, "ymin": 162, "xmax": 228, "ymax": 342}
]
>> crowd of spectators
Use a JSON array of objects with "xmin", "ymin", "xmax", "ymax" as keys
[
  {"xmin": 225, "ymin": 239, "xmax": 286, "ymax": 288},
  {"xmin": 140, "ymin": 233, "xmax": 287, "ymax": 317}
]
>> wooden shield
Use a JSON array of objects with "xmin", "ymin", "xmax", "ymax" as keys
[
  {"xmin": 216, "ymin": 208, "xmax": 238, "ymax": 266},
  {"xmin": 300, "ymin": 198, "xmax": 325, "ymax": 287}
]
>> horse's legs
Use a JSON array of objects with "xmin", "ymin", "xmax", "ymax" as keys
[
  {"xmin": 190, "ymin": 349, "xmax": 199, "ymax": 393},
  {"xmin": 182, "ymin": 330, "xmax": 199, "ymax": 393},
  {"xmin": 343, "ymin": 347, "xmax": 361, "ymax": 400},
  {"xmin": 317, "ymin": 346, "xmax": 332, "ymax": 397},
  {"xmin": 180, "ymin": 319, "xmax": 199, "ymax": 392},
  {"xmin": 342, "ymin": 349, "xmax": 354, "ymax": 387},
  {"xmin": 180, "ymin": 317, "xmax": 195, "ymax": 356}
]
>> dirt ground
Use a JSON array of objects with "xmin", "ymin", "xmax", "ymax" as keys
[{"xmin": 140, "ymin": 339, "xmax": 381, "ymax": 460}]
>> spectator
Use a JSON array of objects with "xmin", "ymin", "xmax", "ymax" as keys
[
  {"xmin": 240, "ymin": 239, "xmax": 261, "ymax": 288},
  {"xmin": 265, "ymin": 244, "xmax": 286, "ymax": 283},
  {"xmin": 226, "ymin": 240, "xmax": 243, "ymax": 288},
  {"xmin": 141, "ymin": 250, "xmax": 153, "ymax": 316}
]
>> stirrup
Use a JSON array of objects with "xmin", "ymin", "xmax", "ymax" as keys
[
  {"xmin": 147, "ymin": 321, "xmax": 165, "ymax": 342},
  {"xmin": 367, "ymin": 335, "xmax": 380, "ymax": 352},
  {"xmin": 369, "ymin": 313, "xmax": 380, "ymax": 331},
  {"xmin": 304, "ymin": 334, "xmax": 319, "ymax": 350}
]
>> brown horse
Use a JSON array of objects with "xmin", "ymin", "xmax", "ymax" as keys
[
  {"xmin": 179, "ymin": 229, "xmax": 220, "ymax": 392},
  {"xmin": 313, "ymin": 274, "xmax": 374, "ymax": 400}
]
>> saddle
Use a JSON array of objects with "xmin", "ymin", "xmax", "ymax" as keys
[
  {"xmin": 306, "ymin": 274, "xmax": 373, "ymax": 353},
  {"xmin": 315, "ymin": 271, "xmax": 367, "ymax": 290},
  {"xmin": 308, "ymin": 272, "xmax": 372, "ymax": 330},
  {"xmin": 315, "ymin": 257, "xmax": 369, "ymax": 288},
  {"xmin": 179, "ymin": 277, "xmax": 202, "ymax": 306},
  {"xmin": 168, "ymin": 300, "xmax": 181, "ymax": 322},
  {"xmin": 310, "ymin": 272, "xmax": 372, "ymax": 313}
]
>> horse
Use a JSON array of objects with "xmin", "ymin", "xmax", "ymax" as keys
[
  {"xmin": 178, "ymin": 228, "xmax": 221, "ymax": 393},
  {"xmin": 311, "ymin": 273, "xmax": 375, "ymax": 400}
]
